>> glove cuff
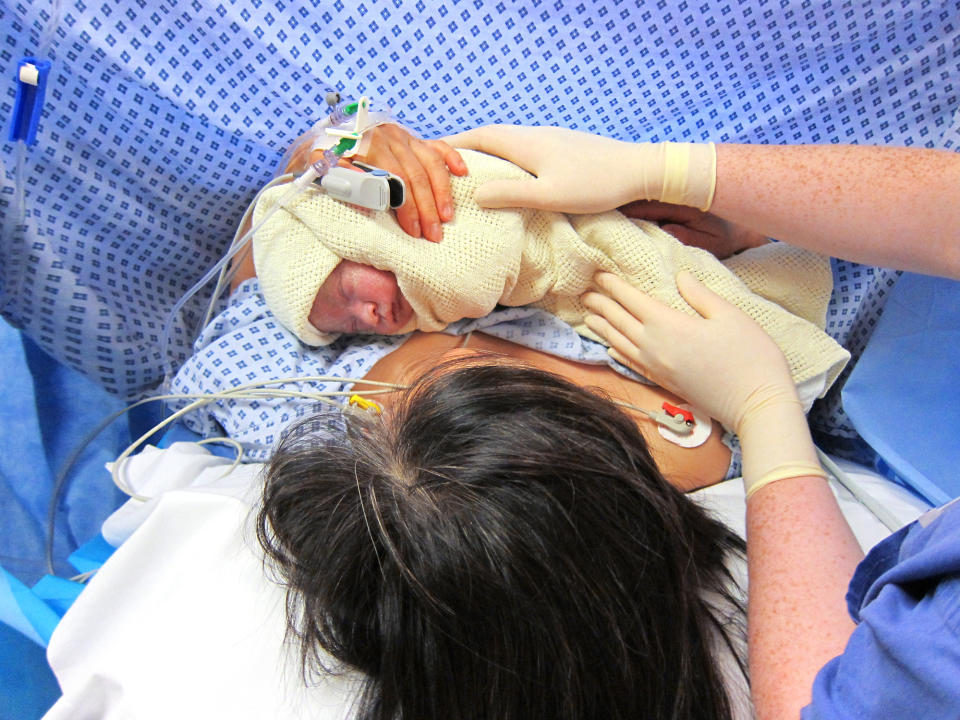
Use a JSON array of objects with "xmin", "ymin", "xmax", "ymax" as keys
[
  {"xmin": 659, "ymin": 141, "xmax": 717, "ymax": 211},
  {"xmin": 736, "ymin": 394, "xmax": 826, "ymax": 499}
]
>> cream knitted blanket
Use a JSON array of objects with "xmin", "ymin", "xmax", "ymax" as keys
[{"xmin": 253, "ymin": 149, "xmax": 849, "ymax": 390}]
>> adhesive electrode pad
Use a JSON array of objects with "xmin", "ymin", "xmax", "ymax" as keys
[{"xmin": 658, "ymin": 403, "xmax": 712, "ymax": 448}]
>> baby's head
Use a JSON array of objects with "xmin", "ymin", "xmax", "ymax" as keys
[
  {"xmin": 253, "ymin": 194, "xmax": 418, "ymax": 345},
  {"xmin": 308, "ymin": 259, "xmax": 414, "ymax": 336}
]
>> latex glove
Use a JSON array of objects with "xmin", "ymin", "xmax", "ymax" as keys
[
  {"xmin": 445, "ymin": 124, "xmax": 716, "ymax": 213},
  {"xmin": 292, "ymin": 124, "xmax": 468, "ymax": 242},
  {"xmin": 581, "ymin": 271, "xmax": 794, "ymax": 432},
  {"xmin": 582, "ymin": 271, "xmax": 822, "ymax": 495},
  {"xmin": 619, "ymin": 200, "xmax": 769, "ymax": 259}
]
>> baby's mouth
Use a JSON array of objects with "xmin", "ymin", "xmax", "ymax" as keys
[{"xmin": 393, "ymin": 295, "xmax": 413, "ymax": 327}]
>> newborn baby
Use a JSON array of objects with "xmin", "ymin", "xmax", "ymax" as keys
[
  {"xmin": 306, "ymin": 259, "xmax": 414, "ymax": 335},
  {"xmin": 252, "ymin": 149, "xmax": 849, "ymax": 388}
]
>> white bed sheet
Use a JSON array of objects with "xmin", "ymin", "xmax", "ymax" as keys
[{"xmin": 43, "ymin": 443, "xmax": 932, "ymax": 719}]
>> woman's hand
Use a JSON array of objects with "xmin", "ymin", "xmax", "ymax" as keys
[
  {"xmin": 288, "ymin": 124, "xmax": 468, "ymax": 242},
  {"xmin": 348, "ymin": 124, "xmax": 468, "ymax": 242},
  {"xmin": 581, "ymin": 271, "xmax": 794, "ymax": 432},
  {"xmin": 619, "ymin": 200, "xmax": 769, "ymax": 259}
]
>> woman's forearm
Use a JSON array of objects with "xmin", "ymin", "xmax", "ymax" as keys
[{"xmin": 712, "ymin": 144, "xmax": 960, "ymax": 277}]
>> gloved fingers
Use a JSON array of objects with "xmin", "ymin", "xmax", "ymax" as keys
[
  {"xmin": 607, "ymin": 346, "xmax": 639, "ymax": 372},
  {"xmin": 443, "ymin": 125, "xmax": 538, "ymax": 165},
  {"xmin": 672, "ymin": 270, "xmax": 735, "ymax": 320},
  {"xmin": 441, "ymin": 127, "xmax": 479, "ymax": 147},
  {"xmin": 472, "ymin": 178, "xmax": 551, "ymax": 210},
  {"xmin": 590, "ymin": 271, "xmax": 679, "ymax": 325},
  {"xmin": 582, "ymin": 311, "xmax": 650, "ymax": 375},
  {"xmin": 581, "ymin": 290, "xmax": 648, "ymax": 347}
]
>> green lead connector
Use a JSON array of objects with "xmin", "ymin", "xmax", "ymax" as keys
[{"xmin": 334, "ymin": 137, "xmax": 357, "ymax": 155}]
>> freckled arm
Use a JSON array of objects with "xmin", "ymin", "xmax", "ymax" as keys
[{"xmin": 710, "ymin": 144, "xmax": 960, "ymax": 278}]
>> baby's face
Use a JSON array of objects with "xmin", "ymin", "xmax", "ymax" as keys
[{"xmin": 309, "ymin": 260, "xmax": 414, "ymax": 335}]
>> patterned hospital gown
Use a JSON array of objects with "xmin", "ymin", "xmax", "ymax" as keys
[
  {"xmin": 2, "ymin": 0, "xmax": 958, "ymax": 473},
  {"xmin": 170, "ymin": 262, "xmax": 898, "ymax": 479},
  {"xmin": 171, "ymin": 278, "xmax": 657, "ymax": 454}
]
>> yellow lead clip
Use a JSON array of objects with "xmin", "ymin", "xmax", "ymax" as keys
[{"xmin": 348, "ymin": 394, "xmax": 382, "ymax": 414}]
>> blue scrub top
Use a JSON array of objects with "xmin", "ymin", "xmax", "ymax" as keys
[{"xmin": 805, "ymin": 499, "xmax": 960, "ymax": 718}]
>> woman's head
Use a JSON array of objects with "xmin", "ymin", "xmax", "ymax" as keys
[{"xmin": 258, "ymin": 357, "xmax": 745, "ymax": 720}]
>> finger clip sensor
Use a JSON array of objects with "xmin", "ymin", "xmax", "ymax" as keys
[{"xmin": 315, "ymin": 163, "xmax": 406, "ymax": 211}]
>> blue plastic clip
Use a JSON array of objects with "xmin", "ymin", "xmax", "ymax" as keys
[{"xmin": 9, "ymin": 57, "xmax": 52, "ymax": 146}]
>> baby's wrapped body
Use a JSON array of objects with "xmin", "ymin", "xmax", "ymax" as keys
[{"xmin": 253, "ymin": 149, "xmax": 849, "ymax": 389}]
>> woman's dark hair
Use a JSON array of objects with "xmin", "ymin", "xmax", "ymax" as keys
[{"xmin": 257, "ymin": 356, "xmax": 747, "ymax": 720}]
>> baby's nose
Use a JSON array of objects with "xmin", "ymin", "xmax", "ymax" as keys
[{"xmin": 356, "ymin": 301, "xmax": 381, "ymax": 328}]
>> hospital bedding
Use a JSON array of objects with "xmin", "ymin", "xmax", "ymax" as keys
[
  {"xmin": 2, "ymin": 1, "xmax": 960, "ymax": 713},
  {"xmin": 3, "ymin": 1, "xmax": 959, "ymax": 574},
  {"xmin": 173, "ymin": 277, "xmax": 810, "ymax": 479},
  {"xmin": 41, "ymin": 441, "xmax": 932, "ymax": 720}
]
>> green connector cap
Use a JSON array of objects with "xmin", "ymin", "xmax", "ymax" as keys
[{"xmin": 334, "ymin": 137, "xmax": 357, "ymax": 155}]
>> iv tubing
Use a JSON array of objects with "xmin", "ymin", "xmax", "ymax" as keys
[
  {"xmin": 816, "ymin": 448, "xmax": 903, "ymax": 533},
  {"xmin": 159, "ymin": 161, "xmax": 329, "ymax": 383},
  {"xmin": 37, "ymin": 0, "xmax": 64, "ymax": 58}
]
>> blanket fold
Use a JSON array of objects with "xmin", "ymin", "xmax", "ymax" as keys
[{"xmin": 253, "ymin": 149, "xmax": 849, "ymax": 392}]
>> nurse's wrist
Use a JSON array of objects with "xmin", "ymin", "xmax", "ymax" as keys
[
  {"xmin": 737, "ymin": 396, "xmax": 824, "ymax": 498},
  {"xmin": 630, "ymin": 141, "xmax": 717, "ymax": 211}
]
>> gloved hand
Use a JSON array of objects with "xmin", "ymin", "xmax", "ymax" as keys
[
  {"xmin": 582, "ymin": 271, "xmax": 825, "ymax": 497},
  {"xmin": 581, "ymin": 271, "xmax": 792, "ymax": 432},
  {"xmin": 445, "ymin": 124, "xmax": 716, "ymax": 213}
]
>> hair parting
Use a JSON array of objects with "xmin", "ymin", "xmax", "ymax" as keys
[{"xmin": 257, "ymin": 356, "xmax": 748, "ymax": 720}]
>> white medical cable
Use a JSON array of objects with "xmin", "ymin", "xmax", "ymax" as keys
[
  {"xmin": 194, "ymin": 436, "xmax": 246, "ymax": 482},
  {"xmin": 111, "ymin": 377, "xmax": 406, "ymax": 500},
  {"xmin": 160, "ymin": 171, "xmax": 318, "ymax": 382},
  {"xmin": 816, "ymin": 447, "xmax": 903, "ymax": 532},
  {"xmin": 613, "ymin": 399, "xmax": 695, "ymax": 435},
  {"xmin": 198, "ymin": 173, "xmax": 295, "ymax": 331},
  {"xmin": 197, "ymin": 162, "xmax": 342, "ymax": 331},
  {"xmin": 69, "ymin": 569, "xmax": 98, "ymax": 584},
  {"xmin": 164, "ymin": 97, "xmax": 396, "ymax": 382},
  {"xmin": 45, "ymin": 374, "xmax": 406, "ymax": 571}
]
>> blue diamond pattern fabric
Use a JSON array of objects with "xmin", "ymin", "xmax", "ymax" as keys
[{"xmin": 2, "ymin": 1, "xmax": 959, "ymax": 427}]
